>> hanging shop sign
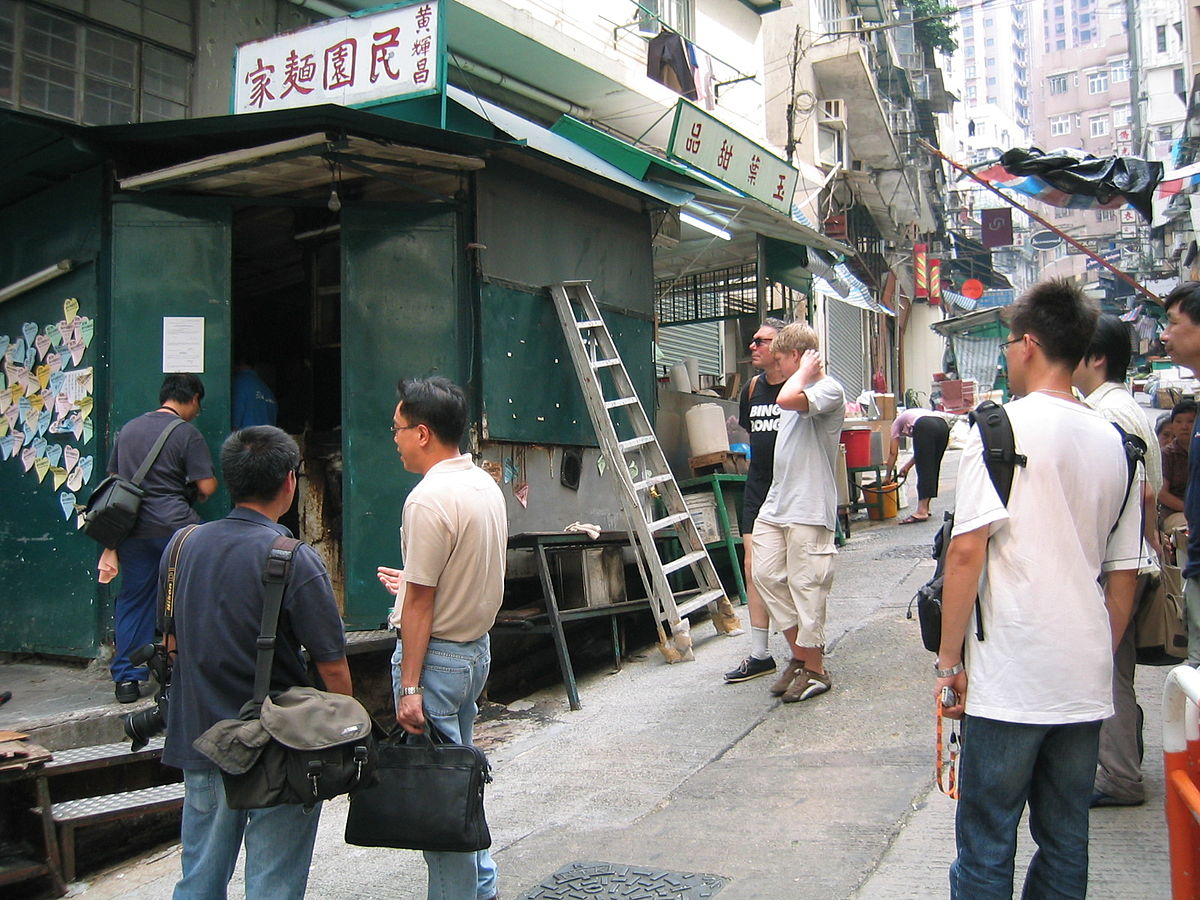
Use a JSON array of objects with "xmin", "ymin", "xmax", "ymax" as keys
[
  {"xmin": 667, "ymin": 100, "xmax": 799, "ymax": 214},
  {"xmin": 233, "ymin": 0, "xmax": 444, "ymax": 114}
]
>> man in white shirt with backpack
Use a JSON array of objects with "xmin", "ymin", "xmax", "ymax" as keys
[{"xmin": 936, "ymin": 279, "xmax": 1142, "ymax": 899}]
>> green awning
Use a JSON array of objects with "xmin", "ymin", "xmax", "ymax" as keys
[{"xmin": 550, "ymin": 115, "xmax": 694, "ymax": 182}]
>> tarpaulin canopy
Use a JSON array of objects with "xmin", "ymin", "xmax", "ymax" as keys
[{"xmin": 974, "ymin": 147, "xmax": 1163, "ymax": 222}]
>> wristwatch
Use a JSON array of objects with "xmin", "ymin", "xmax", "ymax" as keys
[
  {"xmin": 934, "ymin": 661, "xmax": 964, "ymax": 678},
  {"xmin": 399, "ymin": 685, "xmax": 424, "ymax": 696}
]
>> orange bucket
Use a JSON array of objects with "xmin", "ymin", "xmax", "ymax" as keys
[{"xmin": 860, "ymin": 481, "xmax": 900, "ymax": 520}]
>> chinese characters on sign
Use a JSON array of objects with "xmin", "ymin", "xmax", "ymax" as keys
[
  {"xmin": 234, "ymin": 1, "xmax": 440, "ymax": 113},
  {"xmin": 667, "ymin": 100, "xmax": 799, "ymax": 214}
]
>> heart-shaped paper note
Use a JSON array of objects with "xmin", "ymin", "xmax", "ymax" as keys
[
  {"xmin": 67, "ymin": 466, "xmax": 83, "ymax": 492},
  {"xmin": 49, "ymin": 466, "xmax": 67, "ymax": 489},
  {"xmin": 63, "ymin": 298, "xmax": 79, "ymax": 322},
  {"xmin": 34, "ymin": 365, "xmax": 49, "ymax": 390},
  {"xmin": 20, "ymin": 446, "xmax": 35, "ymax": 471},
  {"xmin": 67, "ymin": 337, "xmax": 84, "ymax": 366},
  {"xmin": 49, "ymin": 371, "xmax": 64, "ymax": 396},
  {"xmin": 47, "ymin": 325, "xmax": 63, "ymax": 348},
  {"xmin": 11, "ymin": 337, "xmax": 25, "ymax": 363},
  {"xmin": 0, "ymin": 335, "xmax": 9, "ymax": 360},
  {"xmin": 34, "ymin": 334, "xmax": 49, "ymax": 360},
  {"xmin": 45, "ymin": 443, "xmax": 62, "ymax": 467},
  {"xmin": 33, "ymin": 456, "xmax": 49, "ymax": 482},
  {"xmin": 32, "ymin": 436, "xmax": 47, "ymax": 457},
  {"xmin": 64, "ymin": 445, "xmax": 79, "ymax": 471},
  {"xmin": 0, "ymin": 417, "xmax": 7, "ymax": 438},
  {"xmin": 59, "ymin": 491, "xmax": 77, "ymax": 520},
  {"xmin": 79, "ymin": 318, "xmax": 94, "ymax": 348},
  {"xmin": 28, "ymin": 392, "xmax": 43, "ymax": 413},
  {"xmin": 37, "ymin": 408, "xmax": 50, "ymax": 435},
  {"xmin": 21, "ymin": 322, "xmax": 37, "ymax": 345},
  {"xmin": 0, "ymin": 434, "xmax": 12, "ymax": 459},
  {"xmin": 77, "ymin": 397, "xmax": 93, "ymax": 420},
  {"xmin": 82, "ymin": 418, "xmax": 93, "ymax": 444},
  {"xmin": 79, "ymin": 455, "xmax": 94, "ymax": 483},
  {"xmin": 55, "ymin": 393, "xmax": 70, "ymax": 419},
  {"xmin": 56, "ymin": 321, "xmax": 72, "ymax": 345},
  {"xmin": 46, "ymin": 351, "xmax": 62, "ymax": 374}
]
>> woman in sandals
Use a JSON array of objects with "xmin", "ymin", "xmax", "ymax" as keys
[{"xmin": 886, "ymin": 407, "xmax": 953, "ymax": 523}]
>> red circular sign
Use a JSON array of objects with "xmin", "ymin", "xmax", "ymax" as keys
[{"xmin": 962, "ymin": 278, "xmax": 985, "ymax": 300}]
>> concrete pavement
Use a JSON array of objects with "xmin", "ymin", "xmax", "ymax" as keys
[{"xmin": 57, "ymin": 448, "xmax": 1174, "ymax": 899}]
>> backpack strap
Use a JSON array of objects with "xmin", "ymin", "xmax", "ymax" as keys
[
  {"xmin": 970, "ymin": 400, "xmax": 1027, "ymax": 505},
  {"xmin": 131, "ymin": 417, "xmax": 186, "ymax": 486},
  {"xmin": 1109, "ymin": 423, "xmax": 1146, "ymax": 539},
  {"xmin": 251, "ymin": 535, "xmax": 304, "ymax": 707}
]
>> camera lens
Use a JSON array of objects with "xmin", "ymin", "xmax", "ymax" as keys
[{"xmin": 123, "ymin": 706, "xmax": 166, "ymax": 752}]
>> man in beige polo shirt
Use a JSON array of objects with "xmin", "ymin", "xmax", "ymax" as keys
[{"xmin": 376, "ymin": 375, "xmax": 506, "ymax": 900}]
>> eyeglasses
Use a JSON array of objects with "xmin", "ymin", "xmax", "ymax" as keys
[
  {"xmin": 1001, "ymin": 334, "xmax": 1041, "ymax": 351},
  {"xmin": 389, "ymin": 424, "xmax": 420, "ymax": 434},
  {"xmin": 749, "ymin": 337, "xmax": 773, "ymax": 347}
]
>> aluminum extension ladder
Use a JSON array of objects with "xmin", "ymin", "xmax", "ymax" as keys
[{"xmin": 548, "ymin": 281, "xmax": 743, "ymax": 662}]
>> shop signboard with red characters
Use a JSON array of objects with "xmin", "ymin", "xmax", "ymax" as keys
[{"xmin": 233, "ymin": 0, "xmax": 443, "ymax": 114}]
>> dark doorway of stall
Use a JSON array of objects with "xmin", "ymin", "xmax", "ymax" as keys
[{"xmin": 230, "ymin": 205, "xmax": 346, "ymax": 610}]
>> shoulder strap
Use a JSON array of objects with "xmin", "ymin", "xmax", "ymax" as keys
[
  {"xmin": 1109, "ymin": 423, "xmax": 1146, "ymax": 538},
  {"xmin": 748, "ymin": 374, "xmax": 761, "ymax": 397},
  {"xmin": 970, "ymin": 400, "xmax": 1026, "ymax": 506},
  {"xmin": 251, "ymin": 535, "xmax": 304, "ymax": 705},
  {"xmin": 160, "ymin": 523, "xmax": 200, "ymax": 636},
  {"xmin": 131, "ymin": 417, "xmax": 186, "ymax": 486}
]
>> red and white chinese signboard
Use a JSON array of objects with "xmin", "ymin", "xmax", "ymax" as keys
[
  {"xmin": 233, "ymin": 0, "xmax": 441, "ymax": 114},
  {"xmin": 667, "ymin": 100, "xmax": 799, "ymax": 215}
]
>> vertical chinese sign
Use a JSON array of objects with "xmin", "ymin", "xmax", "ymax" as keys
[
  {"xmin": 233, "ymin": 0, "xmax": 443, "ymax": 114},
  {"xmin": 913, "ymin": 242, "xmax": 927, "ymax": 299},
  {"xmin": 666, "ymin": 100, "xmax": 799, "ymax": 215},
  {"xmin": 928, "ymin": 258, "xmax": 942, "ymax": 305}
]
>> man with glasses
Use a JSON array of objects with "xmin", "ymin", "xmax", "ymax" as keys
[
  {"xmin": 377, "ymin": 376, "xmax": 506, "ymax": 900},
  {"xmin": 936, "ymin": 280, "xmax": 1141, "ymax": 898},
  {"xmin": 724, "ymin": 317, "xmax": 790, "ymax": 684},
  {"xmin": 107, "ymin": 373, "xmax": 216, "ymax": 704}
]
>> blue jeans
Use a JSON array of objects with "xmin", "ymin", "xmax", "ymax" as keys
[
  {"xmin": 174, "ymin": 767, "xmax": 321, "ymax": 899},
  {"xmin": 111, "ymin": 535, "xmax": 171, "ymax": 682},
  {"xmin": 392, "ymin": 635, "xmax": 498, "ymax": 900},
  {"xmin": 951, "ymin": 715, "xmax": 1102, "ymax": 900}
]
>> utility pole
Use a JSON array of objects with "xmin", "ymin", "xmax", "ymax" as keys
[{"xmin": 785, "ymin": 25, "xmax": 801, "ymax": 164}]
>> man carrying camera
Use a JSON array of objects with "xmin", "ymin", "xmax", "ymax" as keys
[
  {"xmin": 108, "ymin": 373, "xmax": 216, "ymax": 704},
  {"xmin": 160, "ymin": 426, "xmax": 351, "ymax": 899}
]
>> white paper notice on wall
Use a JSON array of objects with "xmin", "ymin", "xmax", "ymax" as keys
[{"xmin": 162, "ymin": 317, "xmax": 205, "ymax": 373}]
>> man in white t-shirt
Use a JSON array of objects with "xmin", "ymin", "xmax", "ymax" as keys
[
  {"xmin": 937, "ymin": 280, "xmax": 1142, "ymax": 899},
  {"xmin": 1072, "ymin": 313, "xmax": 1161, "ymax": 808},
  {"xmin": 752, "ymin": 323, "xmax": 846, "ymax": 703},
  {"xmin": 377, "ymin": 376, "xmax": 506, "ymax": 900}
]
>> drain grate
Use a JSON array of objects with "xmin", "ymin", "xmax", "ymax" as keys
[{"xmin": 521, "ymin": 861, "xmax": 729, "ymax": 899}]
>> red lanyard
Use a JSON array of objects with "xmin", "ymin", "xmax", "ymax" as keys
[{"xmin": 936, "ymin": 697, "xmax": 961, "ymax": 800}]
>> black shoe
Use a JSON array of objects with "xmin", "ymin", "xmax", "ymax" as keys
[
  {"xmin": 115, "ymin": 681, "xmax": 141, "ymax": 704},
  {"xmin": 1090, "ymin": 790, "xmax": 1144, "ymax": 808},
  {"xmin": 724, "ymin": 655, "xmax": 777, "ymax": 683}
]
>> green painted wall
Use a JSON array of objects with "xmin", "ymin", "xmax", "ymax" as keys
[
  {"xmin": 479, "ymin": 282, "xmax": 655, "ymax": 445},
  {"xmin": 340, "ymin": 203, "xmax": 466, "ymax": 629},
  {"xmin": 0, "ymin": 170, "xmax": 107, "ymax": 655}
]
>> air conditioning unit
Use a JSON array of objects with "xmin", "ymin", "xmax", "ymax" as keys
[{"xmin": 820, "ymin": 98, "xmax": 847, "ymax": 130}]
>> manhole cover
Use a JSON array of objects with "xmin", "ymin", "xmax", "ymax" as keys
[
  {"xmin": 876, "ymin": 545, "xmax": 932, "ymax": 560},
  {"xmin": 521, "ymin": 861, "xmax": 729, "ymax": 899}
]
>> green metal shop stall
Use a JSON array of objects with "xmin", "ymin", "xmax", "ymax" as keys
[{"xmin": 0, "ymin": 103, "xmax": 683, "ymax": 658}]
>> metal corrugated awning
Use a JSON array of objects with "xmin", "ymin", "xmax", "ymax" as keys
[
  {"xmin": 807, "ymin": 250, "xmax": 895, "ymax": 316},
  {"xmin": 447, "ymin": 86, "xmax": 693, "ymax": 208}
]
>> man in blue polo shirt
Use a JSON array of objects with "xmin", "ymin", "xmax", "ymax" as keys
[{"xmin": 161, "ymin": 426, "xmax": 351, "ymax": 899}]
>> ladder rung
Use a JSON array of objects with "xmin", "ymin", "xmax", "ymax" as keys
[
  {"xmin": 618, "ymin": 435, "xmax": 656, "ymax": 453},
  {"xmin": 677, "ymin": 588, "xmax": 728, "ymax": 616},
  {"xmin": 661, "ymin": 550, "xmax": 709, "ymax": 576},
  {"xmin": 604, "ymin": 396, "xmax": 639, "ymax": 411},
  {"xmin": 648, "ymin": 512, "xmax": 691, "ymax": 533},
  {"xmin": 576, "ymin": 319, "xmax": 605, "ymax": 329},
  {"xmin": 633, "ymin": 473, "xmax": 674, "ymax": 492},
  {"xmin": 593, "ymin": 357, "xmax": 621, "ymax": 369}
]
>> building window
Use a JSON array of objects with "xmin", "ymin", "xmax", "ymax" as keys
[
  {"xmin": 966, "ymin": 84, "xmax": 977, "ymax": 99},
  {"xmin": 1111, "ymin": 59, "xmax": 1129, "ymax": 82},
  {"xmin": 1097, "ymin": 208, "xmax": 1116, "ymax": 222},
  {"xmin": 817, "ymin": 0, "xmax": 842, "ymax": 35},
  {"xmin": 965, "ymin": 65, "xmax": 976, "ymax": 78},
  {"xmin": 0, "ymin": 3, "xmax": 191, "ymax": 124},
  {"xmin": 963, "ymin": 25, "xmax": 974, "ymax": 38},
  {"xmin": 1157, "ymin": 24, "xmax": 1168, "ymax": 53},
  {"xmin": 1113, "ymin": 104, "xmax": 1131, "ymax": 125},
  {"xmin": 1056, "ymin": 39, "xmax": 1065, "ymax": 50},
  {"xmin": 642, "ymin": 0, "xmax": 694, "ymax": 39},
  {"xmin": 1055, "ymin": 22, "xmax": 1065, "ymax": 34},
  {"xmin": 1159, "ymin": 124, "xmax": 1174, "ymax": 140},
  {"xmin": 1050, "ymin": 114, "xmax": 1071, "ymax": 135},
  {"xmin": 1089, "ymin": 115, "xmax": 1110, "ymax": 137},
  {"xmin": 1087, "ymin": 70, "xmax": 1108, "ymax": 93},
  {"xmin": 985, "ymin": 36, "xmax": 995, "ymax": 46},
  {"xmin": 985, "ymin": 57, "xmax": 995, "ymax": 67},
  {"xmin": 1175, "ymin": 67, "xmax": 1187, "ymax": 98},
  {"xmin": 1048, "ymin": 73, "xmax": 1068, "ymax": 94}
]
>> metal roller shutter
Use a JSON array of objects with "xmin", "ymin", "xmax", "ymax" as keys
[
  {"xmin": 825, "ymin": 299, "xmax": 866, "ymax": 399},
  {"xmin": 657, "ymin": 321, "xmax": 723, "ymax": 378}
]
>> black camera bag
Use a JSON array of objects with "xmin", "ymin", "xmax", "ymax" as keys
[{"xmin": 81, "ymin": 417, "xmax": 184, "ymax": 548}]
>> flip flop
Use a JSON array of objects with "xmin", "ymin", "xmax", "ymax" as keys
[{"xmin": 899, "ymin": 514, "xmax": 929, "ymax": 524}]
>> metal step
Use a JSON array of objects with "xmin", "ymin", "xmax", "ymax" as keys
[
  {"xmin": 603, "ymin": 396, "xmax": 639, "ymax": 411},
  {"xmin": 592, "ymin": 357, "xmax": 621, "ymax": 369},
  {"xmin": 618, "ymin": 435, "xmax": 656, "ymax": 453},
  {"xmin": 648, "ymin": 512, "xmax": 691, "ymax": 533},
  {"xmin": 633, "ymin": 473, "xmax": 674, "ymax": 492},
  {"xmin": 676, "ymin": 588, "xmax": 729, "ymax": 617}
]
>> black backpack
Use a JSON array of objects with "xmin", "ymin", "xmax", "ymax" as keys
[{"xmin": 909, "ymin": 400, "xmax": 1145, "ymax": 654}]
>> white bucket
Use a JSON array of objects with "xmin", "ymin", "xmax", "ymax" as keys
[
  {"xmin": 669, "ymin": 362, "xmax": 692, "ymax": 393},
  {"xmin": 683, "ymin": 357, "xmax": 701, "ymax": 392},
  {"xmin": 685, "ymin": 403, "xmax": 730, "ymax": 457}
]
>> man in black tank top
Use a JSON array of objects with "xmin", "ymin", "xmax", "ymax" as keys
[{"xmin": 724, "ymin": 318, "xmax": 789, "ymax": 684}]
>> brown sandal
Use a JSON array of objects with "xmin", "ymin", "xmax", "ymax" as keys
[{"xmin": 899, "ymin": 514, "xmax": 929, "ymax": 524}]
